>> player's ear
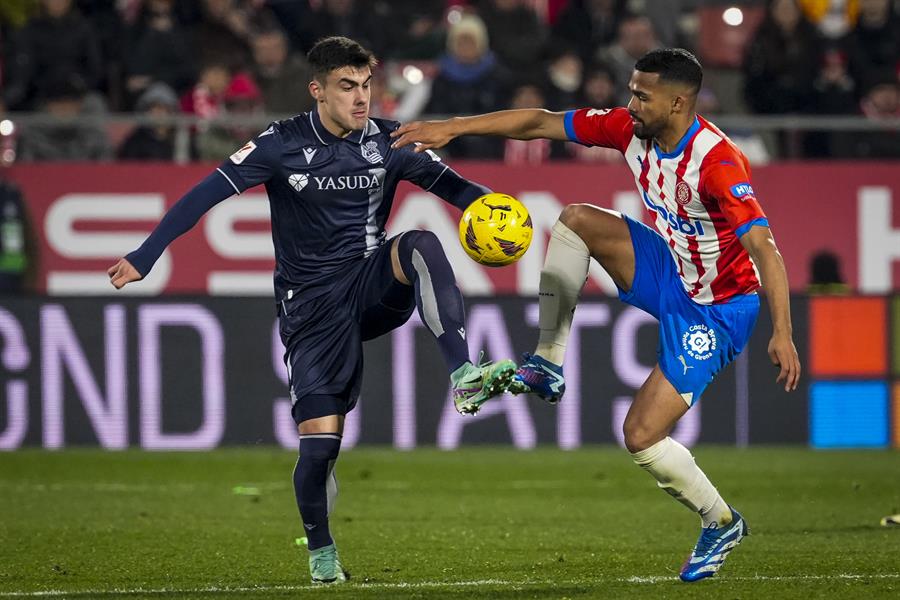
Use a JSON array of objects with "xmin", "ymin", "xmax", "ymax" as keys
[
  {"xmin": 309, "ymin": 79, "xmax": 324, "ymax": 103},
  {"xmin": 671, "ymin": 93, "xmax": 686, "ymax": 114}
]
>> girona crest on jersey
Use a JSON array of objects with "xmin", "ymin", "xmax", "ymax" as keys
[{"xmin": 675, "ymin": 181, "xmax": 692, "ymax": 206}]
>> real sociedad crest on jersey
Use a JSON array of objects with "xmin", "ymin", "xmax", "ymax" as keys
[{"xmin": 361, "ymin": 141, "xmax": 383, "ymax": 164}]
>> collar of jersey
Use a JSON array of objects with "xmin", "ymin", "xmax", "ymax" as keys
[
  {"xmin": 309, "ymin": 109, "xmax": 375, "ymax": 145},
  {"xmin": 653, "ymin": 116, "xmax": 700, "ymax": 160}
]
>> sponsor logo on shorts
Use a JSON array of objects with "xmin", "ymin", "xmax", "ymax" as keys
[{"xmin": 682, "ymin": 324, "xmax": 717, "ymax": 360}]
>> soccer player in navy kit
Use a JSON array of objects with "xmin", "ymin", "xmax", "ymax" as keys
[{"xmin": 107, "ymin": 37, "xmax": 516, "ymax": 584}]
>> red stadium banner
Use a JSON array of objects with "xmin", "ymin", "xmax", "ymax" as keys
[{"xmin": 4, "ymin": 162, "xmax": 899, "ymax": 295}]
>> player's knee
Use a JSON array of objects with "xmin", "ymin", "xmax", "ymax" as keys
[
  {"xmin": 558, "ymin": 204, "xmax": 593, "ymax": 236},
  {"xmin": 559, "ymin": 203, "xmax": 620, "ymax": 241},
  {"xmin": 622, "ymin": 416, "xmax": 660, "ymax": 454},
  {"xmin": 398, "ymin": 229, "xmax": 447, "ymax": 279},
  {"xmin": 299, "ymin": 434, "xmax": 341, "ymax": 461},
  {"xmin": 404, "ymin": 229, "xmax": 442, "ymax": 256}
]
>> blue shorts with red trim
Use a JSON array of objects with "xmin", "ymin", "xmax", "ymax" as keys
[{"xmin": 617, "ymin": 216, "xmax": 760, "ymax": 405}]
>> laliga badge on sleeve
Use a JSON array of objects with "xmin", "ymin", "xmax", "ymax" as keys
[{"xmin": 230, "ymin": 141, "xmax": 257, "ymax": 164}]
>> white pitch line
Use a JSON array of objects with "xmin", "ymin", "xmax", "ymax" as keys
[{"xmin": 3, "ymin": 574, "xmax": 900, "ymax": 597}]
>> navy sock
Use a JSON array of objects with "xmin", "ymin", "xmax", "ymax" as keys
[
  {"xmin": 398, "ymin": 231, "xmax": 469, "ymax": 373},
  {"xmin": 294, "ymin": 433, "xmax": 341, "ymax": 550}
]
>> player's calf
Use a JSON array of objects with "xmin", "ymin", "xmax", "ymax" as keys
[
  {"xmin": 294, "ymin": 430, "xmax": 342, "ymax": 581},
  {"xmin": 396, "ymin": 230, "xmax": 469, "ymax": 371}
]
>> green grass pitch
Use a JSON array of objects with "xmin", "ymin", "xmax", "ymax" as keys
[{"xmin": 1, "ymin": 448, "xmax": 899, "ymax": 599}]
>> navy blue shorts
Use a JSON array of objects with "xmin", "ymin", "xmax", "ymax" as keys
[
  {"xmin": 280, "ymin": 238, "xmax": 415, "ymax": 423},
  {"xmin": 618, "ymin": 216, "xmax": 759, "ymax": 406}
]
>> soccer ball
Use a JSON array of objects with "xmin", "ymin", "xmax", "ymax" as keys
[{"xmin": 458, "ymin": 193, "xmax": 533, "ymax": 267}]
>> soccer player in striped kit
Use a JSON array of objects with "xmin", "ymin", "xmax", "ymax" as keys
[{"xmin": 392, "ymin": 48, "xmax": 801, "ymax": 582}]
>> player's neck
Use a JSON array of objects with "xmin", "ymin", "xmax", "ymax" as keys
[
  {"xmin": 317, "ymin": 105, "xmax": 353, "ymax": 139},
  {"xmin": 654, "ymin": 113, "xmax": 697, "ymax": 154}
]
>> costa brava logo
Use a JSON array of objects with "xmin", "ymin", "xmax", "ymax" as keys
[{"xmin": 681, "ymin": 324, "xmax": 717, "ymax": 360}]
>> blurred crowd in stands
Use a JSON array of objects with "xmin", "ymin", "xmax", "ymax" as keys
[{"xmin": 0, "ymin": 0, "xmax": 897, "ymax": 163}]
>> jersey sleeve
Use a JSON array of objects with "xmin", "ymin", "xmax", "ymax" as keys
[
  {"xmin": 393, "ymin": 141, "xmax": 490, "ymax": 210},
  {"xmin": 564, "ymin": 107, "xmax": 633, "ymax": 152},
  {"xmin": 215, "ymin": 124, "xmax": 282, "ymax": 193},
  {"xmin": 700, "ymin": 143, "xmax": 767, "ymax": 237},
  {"xmin": 394, "ymin": 138, "xmax": 452, "ymax": 190}
]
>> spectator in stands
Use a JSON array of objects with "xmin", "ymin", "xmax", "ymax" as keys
[
  {"xmin": 17, "ymin": 74, "xmax": 112, "ymax": 161},
  {"xmin": 566, "ymin": 65, "xmax": 623, "ymax": 163},
  {"xmin": 479, "ymin": 0, "xmax": 547, "ymax": 71},
  {"xmin": 503, "ymin": 83, "xmax": 553, "ymax": 165},
  {"xmin": 262, "ymin": 0, "xmax": 315, "ymax": 53},
  {"xmin": 194, "ymin": 0, "xmax": 253, "ymax": 71},
  {"xmin": 118, "ymin": 82, "xmax": 193, "ymax": 161},
  {"xmin": 806, "ymin": 46, "xmax": 858, "ymax": 157},
  {"xmin": 542, "ymin": 47, "xmax": 584, "ymax": 110},
  {"xmin": 812, "ymin": 46, "xmax": 858, "ymax": 114},
  {"xmin": 552, "ymin": 0, "xmax": 626, "ymax": 64},
  {"xmin": 696, "ymin": 87, "xmax": 771, "ymax": 164},
  {"xmin": 797, "ymin": 0, "xmax": 859, "ymax": 39},
  {"xmin": 307, "ymin": 0, "xmax": 389, "ymax": 59},
  {"xmin": 197, "ymin": 73, "xmax": 264, "ymax": 160},
  {"xmin": 180, "ymin": 62, "xmax": 231, "ymax": 120},
  {"xmin": 2, "ymin": 0, "xmax": 103, "ymax": 110},
  {"xmin": 125, "ymin": 0, "xmax": 197, "ymax": 108},
  {"xmin": 580, "ymin": 63, "xmax": 617, "ymax": 108},
  {"xmin": 844, "ymin": 71, "xmax": 900, "ymax": 158},
  {"xmin": 251, "ymin": 27, "xmax": 314, "ymax": 115},
  {"xmin": 743, "ymin": 0, "xmax": 822, "ymax": 115},
  {"xmin": 596, "ymin": 14, "xmax": 660, "ymax": 106},
  {"xmin": 845, "ymin": 0, "xmax": 900, "ymax": 95},
  {"xmin": 424, "ymin": 14, "xmax": 507, "ymax": 158},
  {"xmin": 382, "ymin": 0, "xmax": 446, "ymax": 60},
  {"xmin": 73, "ymin": 0, "xmax": 126, "ymax": 108}
]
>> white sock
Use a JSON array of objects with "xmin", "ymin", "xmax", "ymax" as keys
[
  {"xmin": 631, "ymin": 437, "xmax": 732, "ymax": 528},
  {"xmin": 534, "ymin": 220, "xmax": 590, "ymax": 365}
]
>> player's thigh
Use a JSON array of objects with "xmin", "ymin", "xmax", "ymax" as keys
[
  {"xmin": 390, "ymin": 236, "xmax": 410, "ymax": 284},
  {"xmin": 559, "ymin": 203, "xmax": 635, "ymax": 291},
  {"xmin": 623, "ymin": 365, "xmax": 691, "ymax": 453},
  {"xmin": 356, "ymin": 237, "xmax": 416, "ymax": 340},
  {"xmin": 297, "ymin": 414, "xmax": 345, "ymax": 436},
  {"xmin": 281, "ymin": 301, "xmax": 364, "ymax": 413},
  {"xmin": 359, "ymin": 290, "xmax": 415, "ymax": 340}
]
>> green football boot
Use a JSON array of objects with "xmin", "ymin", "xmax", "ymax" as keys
[
  {"xmin": 309, "ymin": 543, "xmax": 348, "ymax": 585},
  {"xmin": 451, "ymin": 352, "xmax": 517, "ymax": 415}
]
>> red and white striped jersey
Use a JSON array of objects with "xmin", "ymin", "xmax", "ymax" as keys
[{"xmin": 565, "ymin": 107, "xmax": 768, "ymax": 304}]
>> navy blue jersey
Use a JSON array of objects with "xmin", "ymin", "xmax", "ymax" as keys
[{"xmin": 216, "ymin": 110, "xmax": 482, "ymax": 302}]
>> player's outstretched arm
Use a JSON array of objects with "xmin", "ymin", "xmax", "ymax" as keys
[
  {"xmin": 391, "ymin": 109, "xmax": 568, "ymax": 152},
  {"xmin": 740, "ymin": 225, "xmax": 801, "ymax": 391},
  {"xmin": 106, "ymin": 171, "xmax": 236, "ymax": 289}
]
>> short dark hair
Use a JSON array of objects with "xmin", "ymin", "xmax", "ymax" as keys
[
  {"xmin": 307, "ymin": 36, "xmax": 378, "ymax": 81},
  {"xmin": 634, "ymin": 48, "xmax": 703, "ymax": 93}
]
